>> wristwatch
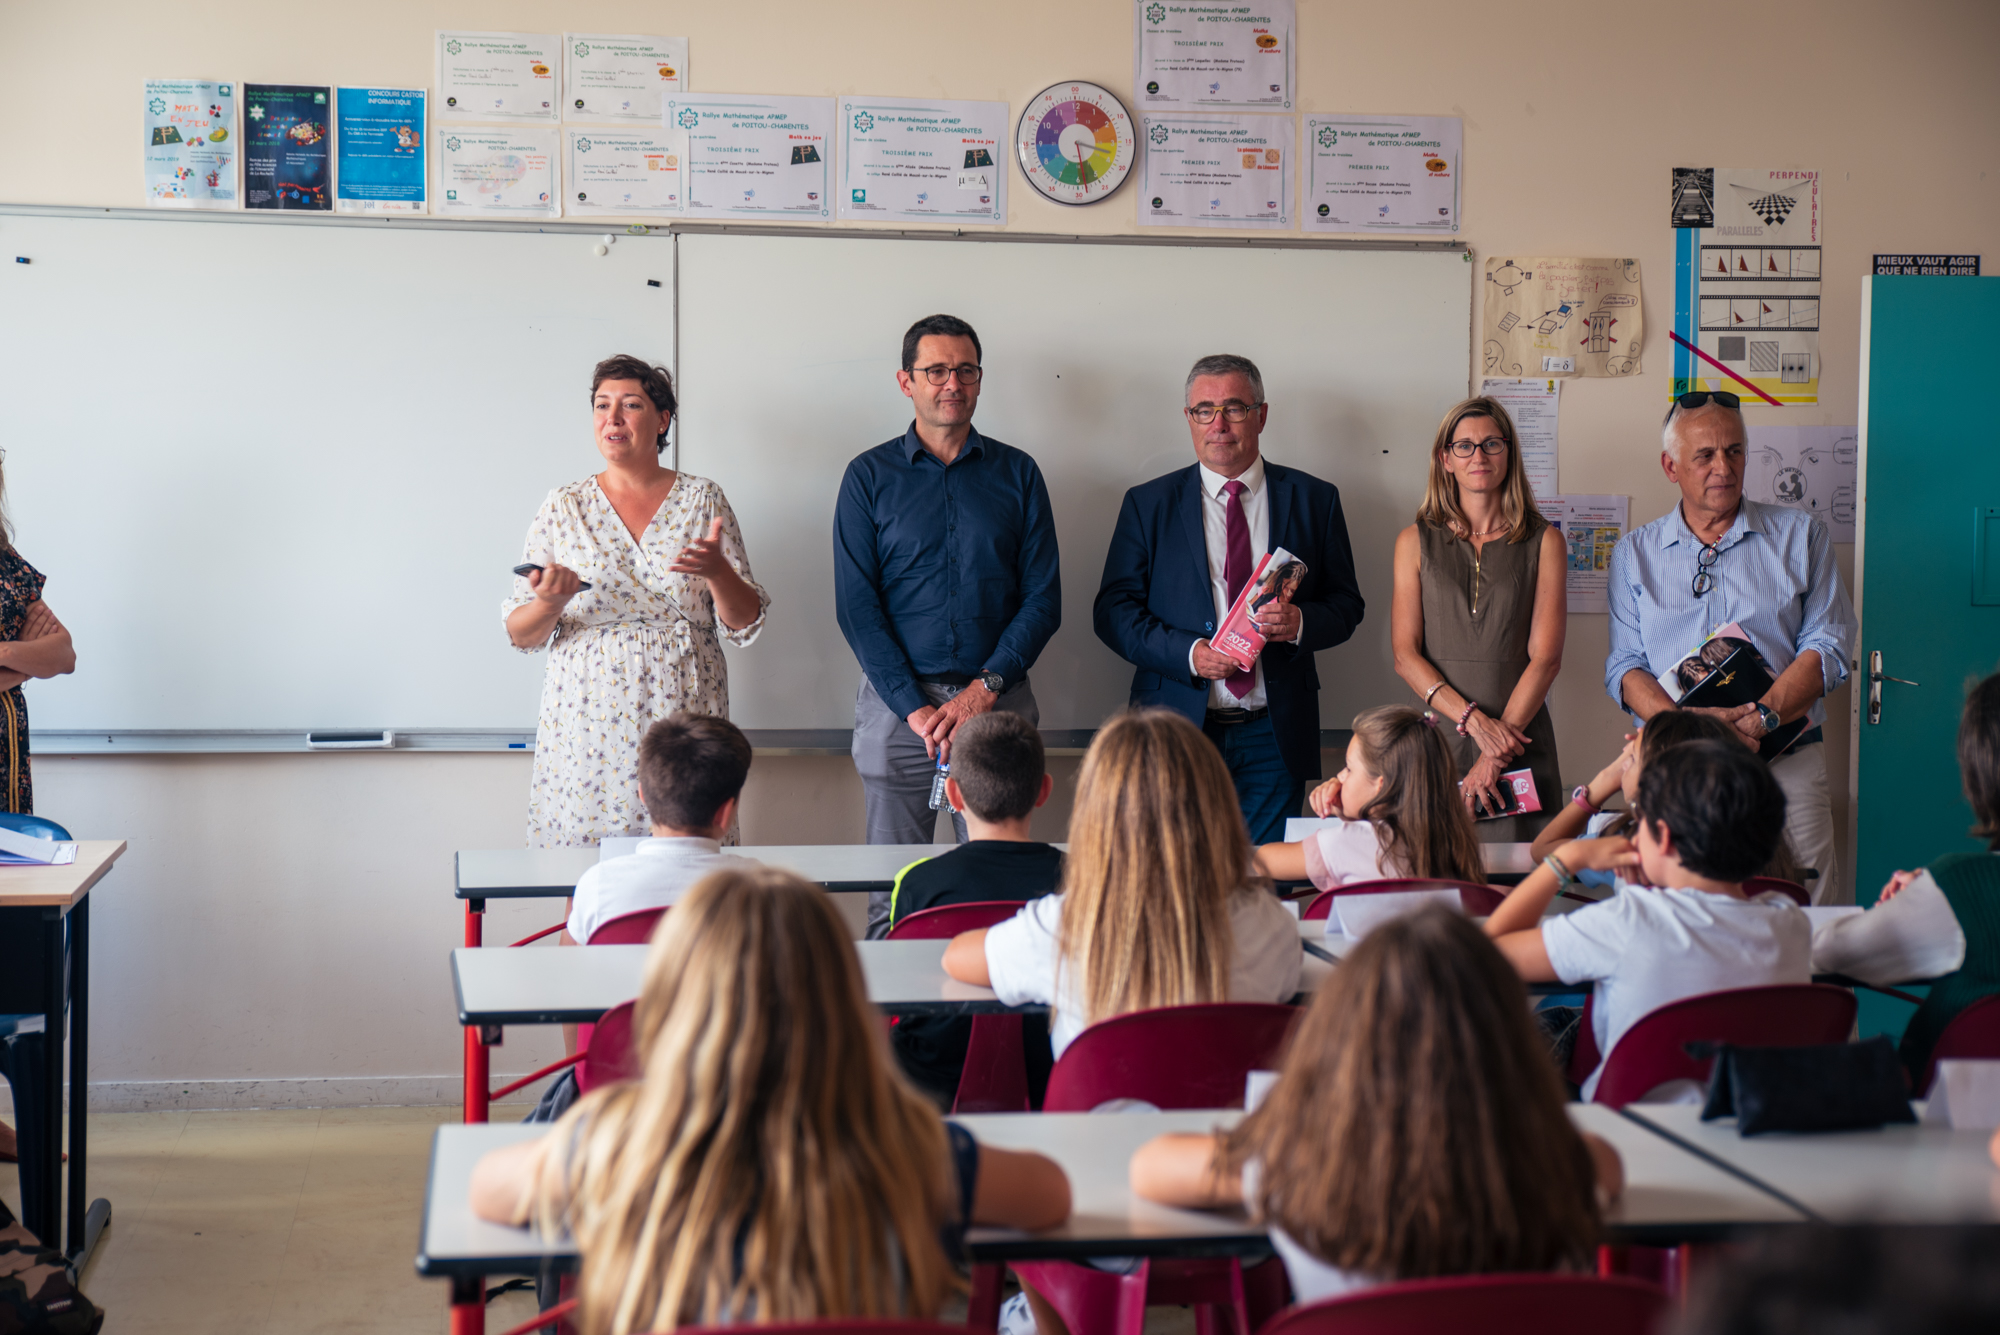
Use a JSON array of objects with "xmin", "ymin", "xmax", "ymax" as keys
[
  {"xmin": 1755, "ymin": 703, "xmax": 1781, "ymax": 736},
  {"xmin": 1570, "ymin": 785, "xmax": 1600, "ymax": 815},
  {"xmin": 978, "ymin": 669, "xmax": 1006, "ymax": 694}
]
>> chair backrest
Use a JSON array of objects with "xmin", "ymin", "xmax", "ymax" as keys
[
  {"xmin": 0, "ymin": 812, "xmax": 72, "ymax": 842},
  {"xmin": 1589, "ymin": 983, "xmax": 1857, "ymax": 1107},
  {"xmin": 1917, "ymin": 993, "xmax": 2000, "ymax": 1095},
  {"xmin": 887, "ymin": 899, "xmax": 1030, "ymax": 940},
  {"xmin": 1042, "ymin": 1002, "xmax": 1299, "ymax": 1111},
  {"xmin": 1254, "ymin": 1274, "xmax": 1666, "ymax": 1335},
  {"xmin": 1743, "ymin": 876, "xmax": 1812, "ymax": 906},
  {"xmin": 587, "ymin": 906, "xmax": 669, "ymax": 945},
  {"xmin": 670, "ymin": 1323, "xmax": 981, "ymax": 1335},
  {"xmin": 1301, "ymin": 878, "xmax": 1507, "ymax": 920},
  {"xmin": 577, "ymin": 999, "xmax": 641, "ymax": 1094}
]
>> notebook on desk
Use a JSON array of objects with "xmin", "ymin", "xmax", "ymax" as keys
[{"xmin": 0, "ymin": 826, "xmax": 77, "ymax": 866}]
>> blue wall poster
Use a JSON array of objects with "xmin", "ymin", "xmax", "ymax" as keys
[
  {"xmin": 335, "ymin": 87, "xmax": 427, "ymax": 213},
  {"xmin": 245, "ymin": 84, "xmax": 331, "ymax": 211}
]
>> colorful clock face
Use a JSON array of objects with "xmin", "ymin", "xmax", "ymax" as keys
[{"xmin": 1015, "ymin": 82, "xmax": 1135, "ymax": 206}]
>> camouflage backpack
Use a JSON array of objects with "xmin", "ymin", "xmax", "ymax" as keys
[{"xmin": 0, "ymin": 1199, "xmax": 101, "ymax": 1335}]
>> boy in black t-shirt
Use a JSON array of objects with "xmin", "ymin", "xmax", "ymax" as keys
[{"xmin": 884, "ymin": 711, "xmax": 1063, "ymax": 1105}]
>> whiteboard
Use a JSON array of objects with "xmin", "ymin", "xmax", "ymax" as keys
[
  {"xmin": 678, "ymin": 231, "xmax": 1471, "ymax": 730},
  {"xmin": 0, "ymin": 211, "xmax": 675, "ymax": 731}
]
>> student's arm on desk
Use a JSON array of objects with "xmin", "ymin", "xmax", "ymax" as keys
[
  {"xmin": 1487, "ymin": 838, "xmax": 1639, "ymax": 982},
  {"xmin": 973, "ymin": 1144, "xmax": 1072, "ymax": 1231},
  {"xmin": 943, "ymin": 928, "xmax": 991, "ymax": 986},
  {"xmin": 470, "ymin": 1134, "xmax": 559, "ymax": 1226},
  {"xmin": 1585, "ymin": 1134, "xmax": 1626, "ymax": 1207},
  {"xmin": 1254, "ymin": 842, "xmax": 1309, "ymax": 883},
  {"xmin": 1130, "ymin": 1132, "xmax": 1242, "ymax": 1210}
]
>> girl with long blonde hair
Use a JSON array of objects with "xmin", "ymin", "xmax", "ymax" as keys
[
  {"xmin": 942, "ymin": 707, "xmax": 1302, "ymax": 1059},
  {"xmin": 1256, "ymin": 705, "xmax": 1487, "ymax": 889},
  {"xmin": 471, "ymin": 867, "xmax": 1070, "ymax": 1335},
  {"xmin": 1132, "ymin": 907, "xmax": 1620, "ymax": 1303},
  {"xmin": 1391, "ymin": 395, "xmax": 1567, "ymax": 836}
]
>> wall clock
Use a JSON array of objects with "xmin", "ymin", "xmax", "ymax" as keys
[{"xmin": 1015, "ymin": 82, "xmax": 1135, "ymax": 206}]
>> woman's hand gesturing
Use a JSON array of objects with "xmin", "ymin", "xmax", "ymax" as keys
[{"xmin": 669, "ymin": 516, "xmax": 733, "ymax": 581}]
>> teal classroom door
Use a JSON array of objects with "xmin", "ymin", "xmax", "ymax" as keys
[{"xmin": 1855, "ymin": 276, "xmax": 2000, "ymax": 905}]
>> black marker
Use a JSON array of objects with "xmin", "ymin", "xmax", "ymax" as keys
[{"xmin": 513, "ymin": 562, "xmax": 593, "ymax": 590}]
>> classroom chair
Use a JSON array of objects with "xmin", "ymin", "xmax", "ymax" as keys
[
  {"xmin": 1014, "ymin": 1003, "xmax": 1300, "ymax": 1335},
  {"xmin": 1573, "ymin": 983, "xmax": 1858, "ymax": 1107},
  {"xmin": 1742, "ymin": 876, "xmax": 1812, "ymax": 906},
  {"xmin": 1914, "ymin": 993, "xmax": 2000, "ymax": 1096},
  {"xmin": 1299, "ymin": 878, "xmax": 1507, "ymax": 921},
  {"xmin": 0, "ymin": 813, "xmax": 73, "ymax": 842},
  {"xmin": 887, "ymin": 900, "xmax": 1041, "ymax": 1115},
  {"xmin": 1251, "ymin": 1273, "xmax": 1666, "ymax": 1335}
]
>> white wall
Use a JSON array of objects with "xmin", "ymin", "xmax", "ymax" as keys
[{"xmin": 2, "ymin": 0, "xmax": 1997, "ymax": 1106}]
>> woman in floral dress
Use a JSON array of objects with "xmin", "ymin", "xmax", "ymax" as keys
[{"xmin": 503, "ymin": 356, "xmax": 769, "ymax": 847}]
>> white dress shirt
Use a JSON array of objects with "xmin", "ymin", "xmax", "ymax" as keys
[{"xmin": 1191, "ymin": 457, "xmax": 1272, "ymax": 708}]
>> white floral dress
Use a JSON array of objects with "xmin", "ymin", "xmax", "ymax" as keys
[{"xmin": 503, "ymin": 474, "xmax": 768, "ymax": 847}]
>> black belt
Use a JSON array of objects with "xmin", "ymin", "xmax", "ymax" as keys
[
  {"xmin": 915, "ymin": 672, "xmax": 975, "ymax": 687},
  {"xmin": 1205, "ymin": 707, "xmax": 1269, "ymax": 726}
]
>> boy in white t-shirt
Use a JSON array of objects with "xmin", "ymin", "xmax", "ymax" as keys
[
  {"xmin": 563, "ymin": 712, "xmax": 757, "ymax": 945},
  {"xmin": 1486, "ymin": 740, "xmax": 1811, "ymax": 1100}
]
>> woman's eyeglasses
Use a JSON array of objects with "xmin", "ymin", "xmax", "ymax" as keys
[
  {"xmin": 1693, "ymin": 541, "xmax": 1721, "ymax": 596},
  {"xmin": 1445, "ymin": 437, "xmax": 1509, "ymax": 458}
]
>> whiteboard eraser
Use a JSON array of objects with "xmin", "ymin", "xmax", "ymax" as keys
[{"xmin": 306, "ymin": 731, "xmax": 397, "ymax": 750}]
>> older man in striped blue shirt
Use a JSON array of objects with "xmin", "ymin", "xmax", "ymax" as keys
[{"xmin": 1606, "ymin": 391, "xmax": 1856, "ymax": 902}]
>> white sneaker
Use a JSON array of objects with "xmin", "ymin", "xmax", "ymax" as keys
[{"xmin": 998, "ymin": 1291, "xmax": 1038, "ymax": 1335}]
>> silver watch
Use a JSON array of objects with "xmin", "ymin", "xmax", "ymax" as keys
[
  {"xmin": 1755, "ymin": 703, "xmax": 1781, "ymax": 735},
  {"xmin": 979, "ymin": 669, "xmax": 1006, "ymax": 694}
]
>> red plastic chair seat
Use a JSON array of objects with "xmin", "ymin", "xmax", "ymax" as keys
[
  {"xmin": 1743, "ymin": 876, "xmax": 1812, "ymax": 906},
  {"xmin": 1253, "ymin": 1273, "xmax": 1666, "ymax": 1335},
  {"xmin": 888, "ymin": 900, "xmax": 1042, "ymax": 1115},
  {"xmin": 1584, "ymin": 983, "xmax": 1857, "ymax": 1107},
  {"xmin": 1916, "ymin": 992, "xmax": 2000, "ymax": 1095},
  {"xmin": 1300, "ymin": 878, "xmax": 1507, "ymax": 920},
  {"xmin": 668, "ymin": 1322, "xmax": 989, "ymax": 1335},
  {"xmin": 575, "ymin": 1000, "xmax": 640, "ymax": 1095}
]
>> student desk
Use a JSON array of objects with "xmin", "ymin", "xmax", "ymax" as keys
[
  {"xmin": 0, "ymin": 840, "xmax": 126, "ymax": 1264},
  {"xmin": 417, "ymin": 1104, "xmax": 1803, "ymax": 1333},
  {"xmin": 1622, "ymin": 1103, "xmax": 2000, "ymax": 1223}
]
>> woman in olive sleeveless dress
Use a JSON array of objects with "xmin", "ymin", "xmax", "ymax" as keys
[{"xmin": 1390, "ymin": 398, "xmax": 1568, "ymax": 841}]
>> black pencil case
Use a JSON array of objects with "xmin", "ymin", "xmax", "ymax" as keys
[{"xmin": 1696, "ymin": 1034, "xmax": 1915, "ymax": 1136}]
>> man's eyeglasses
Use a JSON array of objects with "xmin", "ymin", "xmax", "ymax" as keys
[
  {"xmin": 1446, "ymin": 437, "xmax": 1509, "ymax": 458},
  {"xmin": 1186, "ymin": 402, "xmax": 1259, "ymax": 424},
  {"xmin": 1693, "ymin": 540, "xmax": 1721, "ymax": 597},
  {"xmin": 913, "ymin": 363, "xmax": 982, "ymax": 385}
]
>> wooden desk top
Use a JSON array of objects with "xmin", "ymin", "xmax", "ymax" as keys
[{"xmin": 0, "ymin": 840, "xmax": 127, "ymax": 909}]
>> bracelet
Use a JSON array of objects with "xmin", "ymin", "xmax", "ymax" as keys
[
  {"xmin": 1544, "ymin": 854, "xmax": 1578, "ymax": 892},
  {"xmin": 1455, "ymin": 701, "xmax": 1479, "ymax": 736},
  {"xmin": 1422, "ymin": 680, "xmax": 1448, "ymax": 707}
]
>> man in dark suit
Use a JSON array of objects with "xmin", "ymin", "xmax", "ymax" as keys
[{"xmin": 1093, "ymin": 354, "xmax": 1365, "ymax": 841}]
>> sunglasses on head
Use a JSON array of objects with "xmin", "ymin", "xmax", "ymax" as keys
[{"xmin": 1663, "ymin": 389, "xmax": 1741, "ymax": 425}]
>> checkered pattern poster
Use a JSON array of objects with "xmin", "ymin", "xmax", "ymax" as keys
[{"xmin": 1673, "ymin": 168, "xmax": 1821, "ymax": 406}]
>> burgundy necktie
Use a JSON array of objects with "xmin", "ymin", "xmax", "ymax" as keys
[{"xmin": 1222, "ymin": 480, "xmax": 1256, "ymax": 700}]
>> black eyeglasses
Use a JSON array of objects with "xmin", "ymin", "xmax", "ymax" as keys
[
  {"xmin": 1664, "ymin": 389, "xmax": 1742, "ymax": 426},
  {"xmin": 1692, "ymin": 541, "xmax": 1721, "ymax": 596},
  {"xmin": 1187, "ymin": 402, "xmax": 1259, "ymax": 424},
  {"xmin": 1446, "ymin": 437, "xmax": 1509, "ymax": 458},
  {"xmin": 914, "ymin": 363, "xmax": 982, "ymax": 385}
]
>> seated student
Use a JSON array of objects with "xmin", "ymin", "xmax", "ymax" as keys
[
  {"xmin": 472, "ymin": 867, "xmax": 1071, "ymax": 1332},
  {"xmin": 881, "ymin": 711, "xmax": 1062, "ymax": 935},
  {"xmin": 1814, "ymin": 671, "xmax": 2000, "ymax": 1084},
  {"xmin": 942, "ymin": 708, "xmax": 1302, "ymax": 1060},
  {"xmin": 563, "ymin": 712, "xmax": 755, "ymax": 946},
  {"xmin": 1130, "ymin": 908, "xmax": 1621, "ymax": 1304},
  {"xmin": 1253, "ymin": 705, "xmax": 1485, "ymax": 889},
  {"xmin": 1486, "ymin": 741, "xmax": 1812, "ymax": 1100},
  {"xmin": 1530, "ymin": 709, "xmax": 1806, "ymax": 890}
]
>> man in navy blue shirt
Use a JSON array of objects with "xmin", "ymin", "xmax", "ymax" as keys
[{"xmin": 834, "ymin": 315, "xmax": 1061, "ymax": 891}]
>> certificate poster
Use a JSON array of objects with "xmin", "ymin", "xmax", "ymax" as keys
[
  {"xmin": 1135, "ymin": 0, "xmax": 1294, "ymax": 109},
  {"xmin": 437, "ymin": 30, "xmax": 559, "ymax": 122},
  {"xmin": 1545, "ymin": 494, "xmax": 1628, "ymax": 614},
  {"xmin": 669, "ymin": 95, "xmax": 833, "ymax": 219},
  {"xmin": 566, "ymin": 130, "xmax": 684, "ymax": 215},
  {"xmin": 243, "ymin": 84, "xmax": 330, "ymax": 211},
  {"xmin": 565, "ymin": 33, "xmax": 687, "ymax": 122},
  {"xmin": 1138, "ymin": 113, "xmax": 1292, "ymax": 229},
  {"xmin": 1303, "ymin": 115, "xmax": 1459, "ymax": 232},
  {"xmin": 837, "ymin": 96, "xmax": 1007, "ymax": 224},
  {"xmin": 335, "ymin": 87, "xmax": 426, "ymax": 213},
  {"xmin": 438, "ymin": 128, "xmax": 560, "ymax": 217},
  {"xmin": 1478, "ymin": 378, "xmax": 1560, "ymax": 504},
  {"xmin": 143, "ymin": 79, "xmax": 238, "ymax": 208}
]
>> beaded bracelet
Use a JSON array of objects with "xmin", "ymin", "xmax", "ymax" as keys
[{"xmin": 1455, "ymin": 700, "xmax": 1478, "ymax": 736}]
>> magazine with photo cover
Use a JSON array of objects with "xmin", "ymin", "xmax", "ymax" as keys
[
  {"xmin": 1655, "ymin": 621, "xmax": 1807, "ymax": 761},
  {"xmin": 1213, "ymin": 547, "xmax": 1306, "ymax": 673}
]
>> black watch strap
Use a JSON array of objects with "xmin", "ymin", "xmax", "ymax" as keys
[{"xmin": 979, "ymin": 669, "xmax": 1006, "ymax": 693}]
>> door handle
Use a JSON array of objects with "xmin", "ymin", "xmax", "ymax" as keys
[{"xmin": 1866, "ymin": 649, "xmax": 1920, "ymax": 725}]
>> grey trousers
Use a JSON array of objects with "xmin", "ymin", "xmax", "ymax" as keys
[{"xmin": 854, "ymin": 675, "xmax": 1040, "ymax": 937}]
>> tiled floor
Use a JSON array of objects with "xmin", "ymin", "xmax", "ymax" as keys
[{"xmin": 0, "ymin": 1106, "xmax": 542, "ymax": 1335}]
